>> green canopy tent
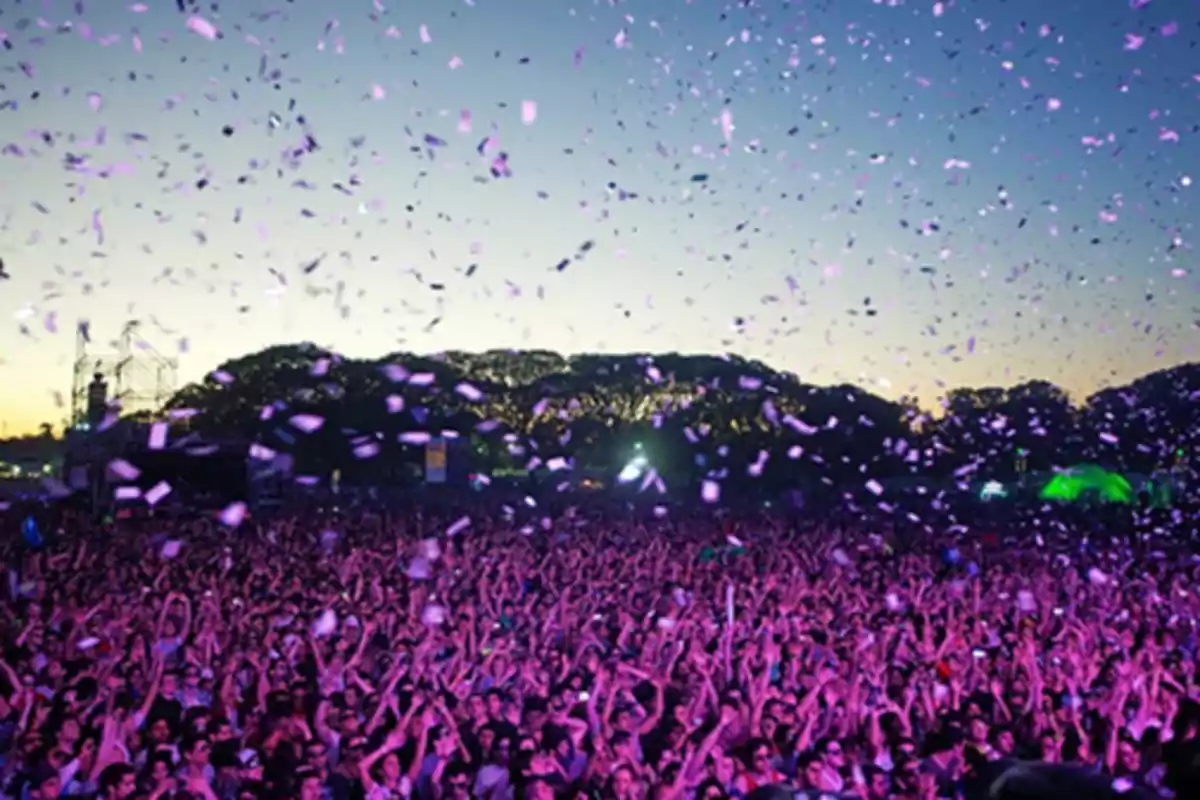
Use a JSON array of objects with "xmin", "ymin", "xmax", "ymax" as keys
[{"xmin": 1039, "ymin": 464, "xmax": 1134, "ymax": 504}]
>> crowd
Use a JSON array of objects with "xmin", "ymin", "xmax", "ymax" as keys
[{"xmin": 1, "ymin": 498, "xmax": 1199, "ymax": 800}]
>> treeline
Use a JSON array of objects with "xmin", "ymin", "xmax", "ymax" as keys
[{"xmin": 160, "ymin": 343, "xmax": 1198, "ymax": 486}]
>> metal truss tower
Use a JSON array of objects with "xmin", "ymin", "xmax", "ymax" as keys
[{"xmin": 70, "ymin": 320, "xmax": 179, "ymax": 428}]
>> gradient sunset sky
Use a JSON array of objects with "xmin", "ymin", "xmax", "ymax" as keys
[{"xmin": 0, "ymin": 0, "xmax": 1196, "ymax": 436}]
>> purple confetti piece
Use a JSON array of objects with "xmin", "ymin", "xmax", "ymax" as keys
[
  {"xmin": 289, "ymin": 414, "xmax": 324, "ymax": 433},
  {"xmin": 219, "ymin": 502, "xmax": 247, "ymax": 527}
]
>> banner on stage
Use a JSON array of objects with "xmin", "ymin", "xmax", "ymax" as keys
[{"xmin": 425, "ymin": 438, "xmax": 447, "ymax": 484}]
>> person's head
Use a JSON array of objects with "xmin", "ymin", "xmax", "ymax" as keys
[
  {"xmin": 1117, "ymin": 735, "xmax": 1142, "ymax": 773},
  {"xmin": 56, "ymin": 717, "xmax": 82, "ymax": 747},
  {"xmin": 182, "ymin": 735, "xmax": 212, "ymax": 768},
  {"xmin": 379, "ymin": 751, "xmax": 402, "ymax": 782},
  {"xmin": 99, "ymin": 763, "xmax": 137, "ymax": 800},
  {"xmin": 304, "ymin": 741, "xmax": 329, "ymax": 772},
  {"xmin": 186, "ymin": 709, "xmax": 211, "ymax": 738},
  {"xmin": 991, "ymin": 726, "xmax": 1016, "ymax": 756},
  {"xmin": 796, "ymin": 752, "xmax": 823, "ymax": 789},
  {"xmin": 47, "ymin": 748, "xmax": 73, "ymax": 770},
  {"xmin": 608, "ymin": 764, "xmax": 637, "ymax": 798},
  {"xmin": 441, "ymin": 762, "xmax": 471, "ymax": 800},
  {"xmin": 694, "ymin": 779, "xmax": 728, "ymax": 800},
  {"xmin": 1039, "ymin": 731, "xmax": 1060, "ymax": 761},
  {"xmin": 29, "ymin": 762, "xmax": 61, "ymax": 800},
  {"xmin": 183, "ymin": 665, "xmax": 203, "ymax": 689},
  {"xmin": 516, "ymin": 736, "xmax": 537, "ymax": 760},
  {"xmin": 523, "ymin": 697, "xmax": 548, "ymax": 731},
  {"xmin": 208, "ymin": 716, "xmax": 234, "ymax": 742},
  {"xmin": 969, "ymin": 717, "xmax": 990, "ymax": 744},
  {"xmin": 759, "ymin": 715, "xmax": 778, "ymax": 740},
  {"xmin": 477, "ymin": 725, "xmax": 497, "ymax": 756},
  {"xmin": 467, "ymin": 694, "xmax": 487, "ymax": 720},
  {"xmin": 743, "ymin": 737, "xmax": 773, "ymax": 774},
  {"xmin": 863, "ymin": 765, "xmax": 890, "ymax": 800},
  {"xmin": 916, "ymin": 761, "xmax": 940, "ymax": 796},
  {"xmin": 491, "ymin": 734, "xmax": 513, "ymax": 764},
  {"xmin": 19, "ymin": 730, "xmax": 43, "ymax": 759},
  {"xmin": 707, "ymin": 748, "xmax": 735, "ymax": 784},
  {"xmin": 341, "ymin": 736, "xmax": 368, "ymax": 769},
  {"xmin": 485, "ymin": 690, "xmax": 504, "ymax": 719},
  {"xmin": 160, "ymin": 672, "xmax": 178, "ymax": 698},
  {"xmin": 609, "ymin": 729, "xmax": 638, "ymax": 762},
  {"xmin": 817, "ymin": 737, "xmax": 844, "ymax": 770},
  {"xmin": 290, "ymin": 684, "xmax": 309, "ymax": 714},
  {"xmin": 523, "ymin": 776, "xmax": 554, "ymax": 800},
  {"xmin": 148, "ymin": 716, "xmax": 173, "ymax": 744},
  {"xmin": 148, "ymin": 752, "xmax": 174, "ymax": 784},
  {"xmin": 892, "ymin": 736, "xmax": 918, "ymax": 761},
  {"xmin": 296, "ymin": 768, "xmax": 322, "ymax": 800}
]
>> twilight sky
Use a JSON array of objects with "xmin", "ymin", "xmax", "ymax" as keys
[{"xmin": 0, "ymin": 0, "xmax": 1197, "ymax": 436}]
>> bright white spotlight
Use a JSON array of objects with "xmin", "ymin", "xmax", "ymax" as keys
[
  {"xmin": 980, "ymin": 480, "xmax": 1007, "ymax": 500},
  {"xmin": 617, "ymin": 454, "xmax": 648, "ymax": 484}
]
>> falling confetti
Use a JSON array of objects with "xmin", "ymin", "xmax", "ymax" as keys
[
  {"xmin": 521, "ymin": 100, "xmax": 538, "ymax": 125},
  {"xmin": 186, "ymin": 16, "xmax": 220, "ymax": 41},
  {"xmin": 0, "ymin": 0, "xmax": 1192, "ymax": 541}
]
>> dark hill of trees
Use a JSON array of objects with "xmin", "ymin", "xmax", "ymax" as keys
[{"xmin": 162, "ymin": 343, "xmax": 1199, "ymax": 487}]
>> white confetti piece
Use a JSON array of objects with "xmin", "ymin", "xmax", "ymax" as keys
[
  {"xmin": 148, "ymin": 422, "xmax": 168, "ymax": 450},
  {"xmin": 445, "ymin": 516, "xmax": 471, "ymax": 537},
  {"xmin": 144, "ymin": 481, "xmax": 172, "ymax": 506},
  {"xmin": 220, "ymin": 502, "xmax": 247, "ymax": 527},
  {"xmin": 421, "ymin": 604, "xmax": 446, "ymax": 627},
  {"xmin": 419, "ymin": 538, "xmax": 442, "ymax": 561},
  {"xmin": 186, "ymin": 16, "xmax": 219, "ymax": 41},
  {"xmin": 406, "ymin": 557, "xmax": 431, "ymax": 580},
  {"xmin": 312, "ymin": 609, "xmax": 338, "ymax": 638},
  {"xmin": 108, "ymin": 459, "xmax": 140, "ymax": 481},
  {"xmin": 289, "ymin": 414, "xmax": 324, "ymax": 433},
  {"xmin": 455, "ymin": 382, "xmax": 484, "ymax": 401}
]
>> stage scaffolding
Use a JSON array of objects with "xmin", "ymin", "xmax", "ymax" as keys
[
  {"xmin": 64, "ymin": 322, "xmax": 179, "ymax": 514},
  {"xmin": 70, "ymin": 321, "xmax": 179, "ymax": 429}
]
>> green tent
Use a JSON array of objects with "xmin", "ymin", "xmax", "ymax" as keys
[{"xmin": 1039, "ymin": 465, "xmax": 1133, "ymax": 504}]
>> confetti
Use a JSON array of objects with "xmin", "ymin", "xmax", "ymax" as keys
[
  {"xmin": 186, "ymin": 16, "xmax": 220, "ymax": 41},
  {"xmin": 521, "ymin": 100, "xmax": 538, "ymax": 125},
  {"xmin": 220, "ymin": 502, "xmax": 247, "ymax": 527},
  {"xmin": 312, "ymin": 609, "xmax": 338, "ymax": 637},
  {"xmin": 144, "ymin": 482, "xmax": 172, "ymax": 506}
]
